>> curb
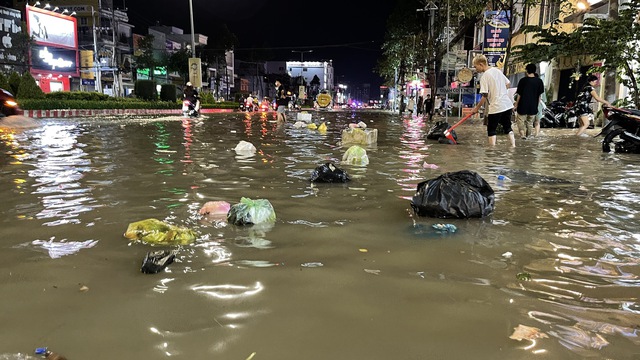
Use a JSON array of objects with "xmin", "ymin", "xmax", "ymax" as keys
[{"xmin": 22, "ymin": 108, "xmax": 235, "ymax": 118}]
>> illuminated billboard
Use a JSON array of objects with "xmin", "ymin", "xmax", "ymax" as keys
[
  {"xmin": 26, "ymin": 5, "xmax": 77, "ymax": 49},
  {"xmin": 31, "ymin": 44, "xmax": 78, "ymax": 74},
  {"xmin": 0, "ymin": 7, "xmax": 22, "ymax": 67}
]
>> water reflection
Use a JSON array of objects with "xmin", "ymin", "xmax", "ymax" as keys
[{"xmin": 2, "ymin": 112, "xmax": 640, "ymax": 358}]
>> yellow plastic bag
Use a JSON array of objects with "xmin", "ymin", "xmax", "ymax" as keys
[{"xmin": 124, "ymin": 218, "xmax": 197, "ymax": 245}]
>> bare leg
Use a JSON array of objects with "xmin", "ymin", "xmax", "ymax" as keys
[
  {"xmin": 534, "ymin": 119, "xmax": 540, "ymax": 137},
  {"xmin": 575, "ymin": 115, "xmax": 589, "ymax": 136},
  {"xmin": 488, "ymin": 135, "xmax": 497, "ymax": 146},
  {"xmin": 508, "ymin": 131, "xmax": 516, "ymax": 147}
]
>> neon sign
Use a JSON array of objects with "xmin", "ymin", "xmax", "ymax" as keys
[{"xmin": 38, "ymin": 47, "xmax": 73, "ymax": 69}]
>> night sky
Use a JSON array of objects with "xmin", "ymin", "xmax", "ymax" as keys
[{"xmin": 124, "ymin": 0, "xmax": 395, "ymax": 89}]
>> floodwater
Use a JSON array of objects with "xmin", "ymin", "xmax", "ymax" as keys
[{"xmin": 1, "ymin": 110, "xmax": 639, "ymax": 360}]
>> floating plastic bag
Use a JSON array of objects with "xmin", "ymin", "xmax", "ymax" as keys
[
  {"xmin": 297, "ymin": 112, "xmax": 313, "ymax": 122},
  {"xmin": 124, "ymin": 218, "xmax": 197, "ymax": 245},
  {"xmin": 310, "ymin": 163, "xmax": 351, "ymax": 183},
  {"xmin": 341, "ymin": 128, "xmax": 378, "ymax": 145},
  {"xmin": 342, "ymin": 145, "xmax": 369, "ymax": 165},
  {"xmin": 141, "ymin": 249, "xmax": 179, "ymax": 274},
  {"xmin": 199, "ymin": 201, "xmax": 231, "ymax": 215},
  {"xmin": 234, "ymin": 140, "xmax": 256, "ymax": 153},
  {"xmin": 318, "ymin": 122, "xmax": 327, "ymax": 132},
  {"xmin": 227, "ymin": 197, "xmax": 276, "ymax": 225},
  {"xmin": 411, "ymin": 170, "xmax": 494, "ymax": 218}
]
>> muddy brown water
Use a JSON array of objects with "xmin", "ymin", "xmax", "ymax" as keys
[{"xmin": 1, "ymin": 111, "xmax": 639, "ymax": 360}]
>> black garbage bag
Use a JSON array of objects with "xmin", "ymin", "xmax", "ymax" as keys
[
  {"xmin": 426, "ymin": 121, "xmax": 457, "ymax": 141},
  {"xmin": 411, "ymin": 170, "xmax": 494, "ymax": 218},
  {"xmin": 141, "ymin": 249, "xmax": 178, "ymax": 274},
  {"xmin": 310, "ymin": 162, "xmax": 351, "ymax": 183}
]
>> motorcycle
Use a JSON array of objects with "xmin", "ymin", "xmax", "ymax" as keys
[
  {"xmin": 182, "ymin": 99, "xmax": 200, "ymax": 117},
  {"xmin": 596, "ymin": 105, "xmax": 640, "ymax": 153},
  {"xmin": 0, "ymin": 88, "xmax": 22, "ymax": 117},
  {"xmin": 540, "ymin": 99, "xmax": 578, "ymax": 128}
]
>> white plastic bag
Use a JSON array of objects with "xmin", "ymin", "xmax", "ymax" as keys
[
  {"xmin": 342, "ymin": 145, "xmax": 369, "ymax": 165},
  {"xmin": 234, "ymin": 140, "xmax": 256, "ymax": 153}
]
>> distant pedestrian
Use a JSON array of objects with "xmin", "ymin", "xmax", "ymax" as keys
[
  {"xmin": 514, "ymin": 63, "xmax": 544, "ymax": 139},
  {"xmin": 434, "ymin": 96, "xmax": 442, "ymax": 114},
  {"xmin": 574, "ymin": 74, "xmax": 610, "ymax": 137},
  {"xmin": 275, "ymin": 80, "xmax": 288, "ymax": 122},
  {"xmin": 424, "ymin": 94, "xmax": 433, "ymax": 120},
  {"xmin": 471, "ymin": 54, "xmax": 516, "ymax": 147},
  {"xmin": 407, "ymin": 96, "xmax": 415, "ymax": 115},
  {"xmin": 416, "ymin": 95, "xmax": 424, "ymax": 115}
]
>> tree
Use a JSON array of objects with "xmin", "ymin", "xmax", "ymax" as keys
[
  {"xmin": 16, "ymin": 72, "xmax": 45, "ymax": 99},
  {"xmin": 378, "ymin": 0, "xmax": 487, "ymax": 112},
  {"xmin": 133, "ymin": 34, "xmax": 158, "ymax": 80},
  {"xmin": 167, "ymin": 48, "xmax": 191, "ymax": 82},
  {"xmin": 512, "ymin": 0, "xmax": 640, "ymax": 105},
  {"xmin": 8, "ymin": 71, "xmax": 20, "ymax": 95}
]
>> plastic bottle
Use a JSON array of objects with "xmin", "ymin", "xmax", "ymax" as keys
[{"xmin": 497, "ymin": 174, "xmax": 511, "ymax": 182}]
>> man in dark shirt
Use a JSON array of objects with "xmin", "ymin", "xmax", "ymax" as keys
[
  {"xmin": 275, "ymin": 80, "xmax": 288, "ymax": 122},
  {"xmin": 514, "ymin": 64, "xmax": 544, "ymax": 139}
]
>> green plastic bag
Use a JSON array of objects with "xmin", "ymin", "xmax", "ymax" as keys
[
  {"xmin": 342, "ymin": 145, "xmax": 369, "ymax": 165},
  {"xmin": 227, "ymin": 197, "xmax": 276, "ymax": 225},
  {"xmin": 124, "ymin": 218, "xmax": 197, "ymax": 245}
]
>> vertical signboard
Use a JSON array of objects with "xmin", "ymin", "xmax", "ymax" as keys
[
  {"xmin": 188, "ymin": 57, "xmax": 202, "ymax": 88},
  {"xmin": 483, "ymin": 10, "xmax": 510, "ymax": 68},
  {"xmin": 80, "ymin": 50, "xmax": 94, "ymax": 79},
  {"xmin": 0, "ymin": 7, "xmax": 22, "ymax": 70}
]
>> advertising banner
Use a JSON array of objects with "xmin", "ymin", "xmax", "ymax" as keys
[
  {"xmin": 483, "ymin": 10, "xmax": 510, "ymax": 68},
  {"xmin": 80, "ymin": 50, "xmax": 94, "ymax": 79},
  {"xmin": 26, "ymin": 5, "xmax": 77, "ymax": 49},
  {"xmin": 31, "ymin": 44, "xmax": 78, "ymax": 74},
  {"xmin": 0, "ymin": 6, "xmax": 22, "ymax": 66}
]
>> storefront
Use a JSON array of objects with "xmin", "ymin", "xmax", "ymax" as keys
[{"xmin": 26, "ymin": 5, "xmax": 78, "ymax": 92}]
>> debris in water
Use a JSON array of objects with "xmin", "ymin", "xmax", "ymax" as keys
[{"xmin": 509, "ymin": 324, "xmax": 549, "ymax": 341}]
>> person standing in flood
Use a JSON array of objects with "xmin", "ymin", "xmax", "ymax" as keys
[
  {"xmin": 275, "ymin": 80, "xmax": 288, "ymax": 122},
  {"xmin": 471, "ymin": 54, "xmax": 516, "ymax": 147},
  {"xmin": 574, "ymin": 74, "xmax": 611, "ymax": 137},
  {"xmin": 514, "ymin": 63, "xmax": 545, "ymax": 139}
]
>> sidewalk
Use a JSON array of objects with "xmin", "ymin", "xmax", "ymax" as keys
[{"xmin": 22, "ymin": 108, "xmax": 235, "ymax": 118}]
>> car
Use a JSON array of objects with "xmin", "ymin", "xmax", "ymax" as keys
[{"xmin": 0, "ymin": 88, "xmax": 22, "ymax": 117}]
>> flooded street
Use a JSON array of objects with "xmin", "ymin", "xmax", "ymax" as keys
[{"xmin": 1, "ymin": 110, "xmax": 639, "ymax": 359}]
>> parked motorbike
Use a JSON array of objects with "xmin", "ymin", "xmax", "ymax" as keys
[
  {"xmin": 596, "ymin": 105, "xmax": 640, "ymax": 153},
  {"xmin": 540, "ymin": 99, "xmax": 577, "ymax": 128},
  {"xmin": 182, "ymin": 99, "xmax": 199, "ymax": 117}
]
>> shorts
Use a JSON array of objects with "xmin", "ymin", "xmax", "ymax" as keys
[
  {"xmin": 487, "ymin": 109, "xmax": 514, "ymax": 137},
  {"xmin": 277, "ymin": 105, "xmax": 286, "ymax": 114}
]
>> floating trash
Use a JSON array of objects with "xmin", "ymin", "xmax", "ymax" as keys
[
  {"xmin": 301, "ymin": 262, "xmax": 324, "ymax": 268},
  {"xmin": 432, "ymin": 223, "xmax": 457, "ymax": 232}
]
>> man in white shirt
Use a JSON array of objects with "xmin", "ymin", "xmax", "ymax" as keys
[{"xmin": 471, "ymin": 55, "xmax": 516, "ymax": 147}]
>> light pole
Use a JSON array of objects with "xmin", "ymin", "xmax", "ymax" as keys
[
  {"xmin": 91, "ymin": 5, "xmax": 102, "ymax": 93},
  {"xmin": 445, "ymin": 0, "xmax": 450, "ymax": 122},
  {"xmin": 189, "ymin": 0, "xmax": 196, "ymax": 55}
]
